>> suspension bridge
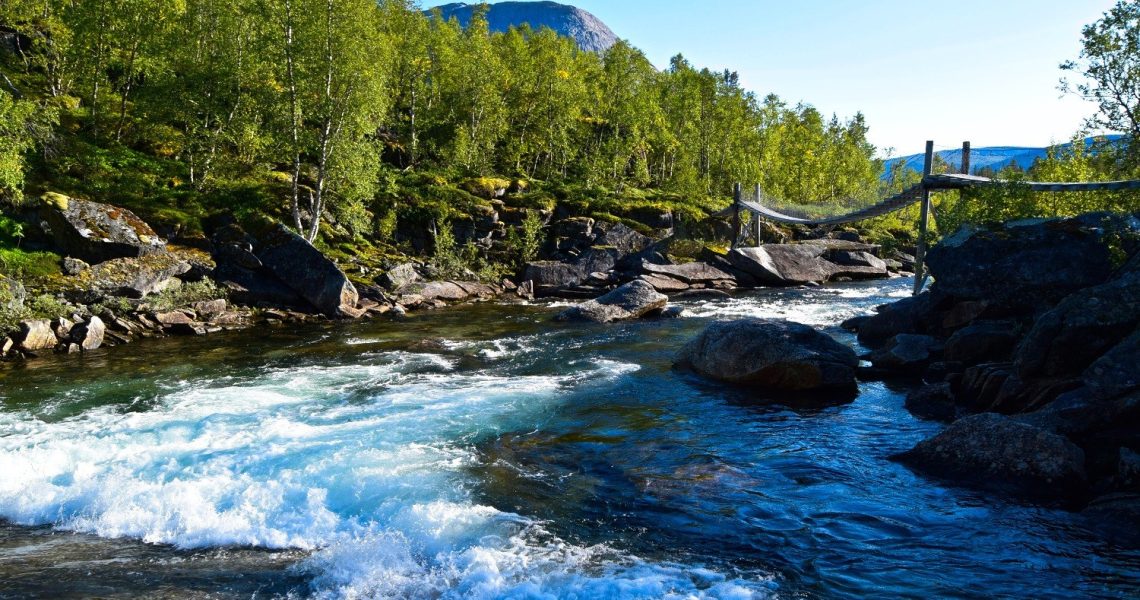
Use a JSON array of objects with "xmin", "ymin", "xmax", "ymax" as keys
[{"xmin": 731, "ymin": 140, "xmax": 1140, "ymax": 294}]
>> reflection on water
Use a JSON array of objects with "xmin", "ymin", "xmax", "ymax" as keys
[{"xmin": 1, "ymin": 279, "xmax": 1138, "ymax": 599}]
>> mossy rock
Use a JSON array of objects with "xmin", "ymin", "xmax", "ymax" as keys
[
  {"xmin": 40, "ymin": 192, "xmax": 70, "ymax": 211},
  {"xmin": 461, "ymin": 177, "xmax": 512, "ymax": 199}
]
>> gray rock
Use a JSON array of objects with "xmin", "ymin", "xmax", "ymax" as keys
[
  {"xmin": 14, "ymin": 320, "xmax": 57, "ymax": 351},
  {"xmin": 256, "ymin": 223, "xmax": 359, "ymax": 318},
  {"xmin": 638, "ymin": 273, "xmax": 690, "ymax": 292},
  {"xmin": 191, "ymin": 299, "xmax": 227, "ymax": 317},
  {"xmin": 1120, "ymin": 448, "xmax": 1140, "ymax": 490},
  {"xmin": 71, "ymin": 316, "xmax": 105, "ymax": 351},
  {"xmin": 895, "ymin": 412, "xmax": 1087, "ymax": 496},
  {"xmin": 61, "ymin": 257, "xmax": 89, "ymax": 276},
  {"xmin": 555, "ymin": 280, "xmax": 668, "ymax": 323},
  {"xmin": 675, "ymin": 318, "xmax": 858, "ymax": 393},
  {"xmin": 727, "ymin": 245, "xmax": 833, "ymax": 285},
  {"xmin": 593, "ymin": 222, "xmax": 651, "ymax": 259},
  {"xmin": 925, "ymin": 213, "xmax": 1134, "ymax": 308},
  {"xmin": 831, "ymin": 250, "xmax": 887, "ymax": 270},
  {"xmin": 944, "ymin": 320, "xmax": 1019, "ymax": 364},
  {"xmin": 1083, "ymin": 328, "xmax": 1140, "ymax": 400},
  {"xmin": 867, "ymin": 334, "xmax": 942, "ymax": 372},
  {"xmin": 1, "ymin": 277, "xmax": 25, "ymax": 310},
  {"xmin": 379, "ymin": 263, "xmax": 421, "ymax": 291},
  {"xmin": 1016, "ymin": 272, "xmax": 1140, "ymax": 381},
  {"xmin": 641, "ymin": 261, "xmax": 735, "ymax": 285},
  {"xmin": 854, "ymin": 291, "xmax": 944, "ymax": 347},
  {"xmin": 38, "ymin": 195, "xmax": 166, "ymax": 263},
  {"xmin": 905, "ymin": 382, "xmax": 958, "ymax": 422},
  {"xmin": 87, "ymin": 253, "xmax": 192, "ymax": 298}
]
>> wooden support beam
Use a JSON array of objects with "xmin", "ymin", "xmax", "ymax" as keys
[
  {"xmin": 754, "ymin": 184, "xmax": 762, "ymax": 245},
  {"xmin": 732, "ymin": 182, "xmax": 742, "ymax": 249},
  {"xmin": 913, "ymin": 141, "xmax": 934, "ymax": 296},
  {"xmin": 961, "ymin": 141, "xmax": 971, "ymax": 175}
]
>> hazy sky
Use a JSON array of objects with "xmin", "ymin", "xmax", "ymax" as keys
[{"xmin": 421, "ymin": 0, "xmax": 1117, "ymax": 157}]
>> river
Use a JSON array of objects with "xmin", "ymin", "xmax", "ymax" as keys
[{"xmin": 1, "ymin": 278, "xmax": 1138, "ymax": 599}]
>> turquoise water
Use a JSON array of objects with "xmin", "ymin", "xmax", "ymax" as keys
[{"xmin": 1, "ymin": 279, "xmax": 1138, "ymax": 599}]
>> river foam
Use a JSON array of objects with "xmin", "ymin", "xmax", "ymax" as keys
[{"xmin": 0, "ymin": 348, "xmax": 773, "ymax": 598}]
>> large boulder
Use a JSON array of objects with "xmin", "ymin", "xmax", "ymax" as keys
[
  {"xmin": 38, "ymin": 194, "xmax": 166, "ymax": 263},
  {"xmin": 944, "ymin": 320, "xmax": 1019, "ymax": 364},
  {"xmin": 555, "ymin": 280, "xmax": 667, "ymax": 323},
  {"xmin": 1083, "ymin": 328, "xmax": 1140, "ymax": 401},
  {"xmin": 70, "ymin": 316, "xmax": 105, "ymax": 351},
  {"xmin": 675, "ymin": 319, "xmax": 858, "ymax": 394},
  {"xmin": 867, "ymin": 334, "xmax": 942, "ymax": 372},
  {"xmin": 925, "ymin": 214, "xmax": 1135, "ymax": 309},
  {"xmin": 851, "ymin": 291, "xmax": 945, "ymax": 347},
  {"xmin": 640, "ymin": 261, "xmax": 735, "ymax": 286},
  {"xmin": 726, "ymin": 245, "xmax": 834, "ymax": 285},
  {"xmin": 255, "ymin": 224, "xmax": 359, "ymax": 318},
  {"xmin": 379, "ymin": 263, "xmax": 421, "ymax": 291},
  {"xmin": 1015, "ymin": 272, "xmax": 1140, "ymax": 382},
  {"xmin": 895, "ymin": 412, "xmax": 1087, "ymax": 497},
  {"xmin": 593, "ymin": 222, "xmax": 651, "ymax": 258},
  {"xmin": 13, "ymin": 320, "xmax": 57, "ymax": 351},
  {"xmin": 86, "ymin": 253, "xmax": 191, "ymax": 298}
]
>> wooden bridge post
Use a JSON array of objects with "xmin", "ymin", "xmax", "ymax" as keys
[
  {"xmin": 913, "ymin": 141, "xmax": 935, "ymax": 295},
  {"xmin": 754, "ymin": 184, "xmax": 762, "ymax": 245},
  {"xmin": 961, "ymin": 141, "xmax": 971, "ymax": 175},
  {"xmin": 732, "ymin": 182, "xmax": 742, "ymax": 249}
]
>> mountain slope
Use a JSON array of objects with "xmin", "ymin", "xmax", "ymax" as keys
[
  {"xmin": 432, "ymin": 1, "xmax": 618, "ymax": 52},
  {"xmin": 882, "ymin": 136, "xmax": 1123, "ymax": 179}
]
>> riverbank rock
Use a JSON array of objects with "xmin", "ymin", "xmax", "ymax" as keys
[
  {"xmin": 866, "ymin": 334, "xmax": 942, "ymax": 373},
  {"xmin": 555, "ymin": 280, "xmax": 667, "ymax": 323},
  {"xmin": 894, "ymin": 413, "xmax": 1086, "ymax": 498},
  {"xmin": 727, "ymin": 245, "xmax": 833, "ymax": 285},
  {"xmin": 640, "ymin": 261, "xmax": 735, "ymax": 287},
  {"xmin": 38, "ymin": 194, "xmax": 166, "ymax": 263},
  {"xmin": 13, "ymin": 320, "xmax": 56, "ymax": 351},
  {"xmin": 379, "ymin": 263, "xmax": 421, "ymax": 291},
  {"xmin": 256, "ymin": 224, "xmax": 359, "ymax": 318},
  {"xmin": 1, "ymin": 277, "xmax": 25, "ymax": 310},
  {"xmin": 86, "ymin": 253, "xmax": 192, "ymax": 298},
  {"xmin": 70, "ymin": 316, "xmax": 105, "ymax": 351},
  {"xmin": 924, "ymin": 214, "xmax": 1130, "ymax": 310},
  {"xmin": 675, "ymin": 319, "xmax": 858, "ymax": 394}
]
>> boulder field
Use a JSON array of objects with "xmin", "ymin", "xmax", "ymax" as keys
[{"xmin": 843, "ymin": 212, "xmax": 1140, "ymax": 517}]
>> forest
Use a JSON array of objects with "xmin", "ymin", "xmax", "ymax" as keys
[{"xmin": 0, "ymin": 0, "xmax": 1137, "ymax": 275}]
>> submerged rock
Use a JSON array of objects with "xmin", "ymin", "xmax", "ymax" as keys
[
  {"xmin": 555, "ymin": 280, "xmax": 667, "ymax": 323},
  {"xmin": 895, "ymin": 413, "xmax": 1086, "ymax": 497},
  {"xmin": 675, "ymin": 318, "xmax": 858, "ymax": 394}
]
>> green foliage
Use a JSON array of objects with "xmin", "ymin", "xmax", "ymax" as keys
[
  {"xmin": 146, "ymin": 279, "xmax": 228, "ymax": 312},
  {"xmin": 0, "ymin": 247, "xmax": 62, "ymax": 281},
  {"xmin": 504, "ymin": 209, "xmax": 545, "ymax": 268}
]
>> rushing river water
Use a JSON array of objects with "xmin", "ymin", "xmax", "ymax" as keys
[{"xmin": 1, "ymin": 278, "xmax": 1139, "ymax": 599}]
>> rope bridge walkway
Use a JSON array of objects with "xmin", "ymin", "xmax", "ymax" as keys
[{"xmin": 731, "ymin": 140, "xmax": 1140, "ymax": 295}]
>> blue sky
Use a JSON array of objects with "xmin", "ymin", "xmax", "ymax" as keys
[{"xmin": 421, "ymin": 0, "xmax": 1117, "ymax": 158}]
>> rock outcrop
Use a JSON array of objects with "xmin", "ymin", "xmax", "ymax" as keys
[
  {"xmin": 894, "ymin": 413, "xmax": 1087, "ymax": 498},
  {"xmin": 255, "ymin": 224, "xmax": 360, "ymax": 318},
  {"xmin": 554, "ymin": 280, "xmax": 667, "ymax": 323},
  {"xmin": 38, "ymin": 194, "xmax": 166, "ymax": 264},
  {"xmin": 675, "ymin": 319, "xmax": 858, "ymax": 394}
]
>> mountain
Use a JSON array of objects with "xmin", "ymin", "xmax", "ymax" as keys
[
  {"xmin": 881, "ymin": 136, "xmax": 1124, "ymax": 179},
  {"xmin": 431, "ymin": 2, "xmax": 618, "ymax": 52}
]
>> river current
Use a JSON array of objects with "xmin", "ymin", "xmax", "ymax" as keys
[{"xmin": 1, "ymin": 278, "xmax": 1138, "ymax": 599}]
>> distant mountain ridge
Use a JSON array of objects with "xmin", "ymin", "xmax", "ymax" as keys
[
  {"xmin": 882, "ymin": 136, "xmax": 1124, "ymax": 179},
  {"xmin": 431, "ymin": 1, "xmax": 618, "ymax": 52}
]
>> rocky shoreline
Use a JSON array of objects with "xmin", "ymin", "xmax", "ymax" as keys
[{"xmin": 1, "ymin": 193, "xmax": 910, "ymax": 362}]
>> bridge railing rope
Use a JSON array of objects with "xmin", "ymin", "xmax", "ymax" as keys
[{"xmin": 733, "ymin": 139, "xmax": 1140, "ymax": 295}]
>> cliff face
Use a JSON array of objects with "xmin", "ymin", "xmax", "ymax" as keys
[{"xmin": 432, "ymin": 2, "xmax": 618, "ymax": 52}]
